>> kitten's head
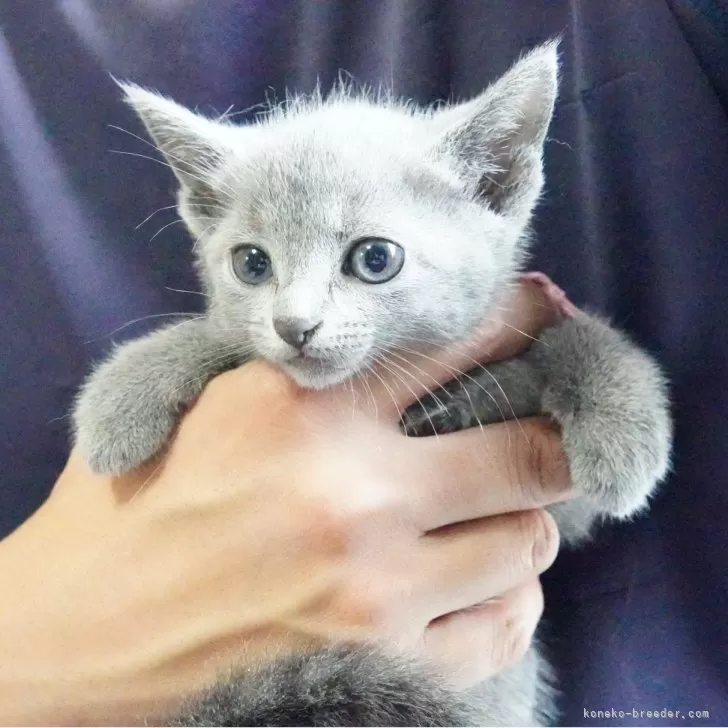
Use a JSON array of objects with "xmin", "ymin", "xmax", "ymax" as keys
[{"xmin": 122, "ymin": 43, "xmax": 558, "ymax": 388}]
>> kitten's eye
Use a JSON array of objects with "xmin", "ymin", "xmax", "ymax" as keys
[
  {"xmin": 345, "ymin": 238, "xmax": 405, "ymax": 284},
  {"xmin": 231, "ymin": 245, "xmax": 273, "ymax": 284}
]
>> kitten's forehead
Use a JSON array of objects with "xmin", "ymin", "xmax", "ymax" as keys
[
  {"xmin": 245, "ymin": 144, "xmax": 354, "ymax": 239},
  {"xmin": 231, "ymin": 105, "xmax": 454, "ymax": 248}
]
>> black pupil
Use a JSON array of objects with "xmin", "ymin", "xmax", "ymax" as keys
[
  {"xmin": 245, "ymin": 248, "xmax": 269, "ymax": 277},
  {"xmin": 364, "ymin": 244, "xmax": 389, "ymax": 274}
]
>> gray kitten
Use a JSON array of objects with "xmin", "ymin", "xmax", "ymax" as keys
[{"xmin": 73, "ymin": 42, "xmax": 672, "ymax": 726}]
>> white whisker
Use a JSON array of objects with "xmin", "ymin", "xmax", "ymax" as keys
[
  {"xmin": 165, "ymin": 286, "xmax": 209, "ymax": 298},
  {"xmin": 136, "ymin": 203, "xmax": 179, "ymax": 229},
  {"xmin": 85, "ymin": 312, "xmax": 205, "ymax": 343},
  {"xmin": 108, "ymin": 125, "xmax": 239, "ymax": 199},
  {"xmin": 385, "ymin": 340, "xmax": 503, "ymax": 439},
  {"xmin": 372, "ymin": 353, "xmax": 440, "ymax": 443},
  {"xmin": 361, "ymin": 360, "xmax": 400, "ymax": 423},
  {"xmin": 378, "ymin": 346, "xmax": 449, "ymax": 414}
]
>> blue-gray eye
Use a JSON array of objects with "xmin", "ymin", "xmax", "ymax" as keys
[
  {"xmin": 232, "ymin": 245, "xmax": 273, "ymax": 284},
  {"xmin": 345, "ymin": 238, "xmax": 405, "ymax": 284}
]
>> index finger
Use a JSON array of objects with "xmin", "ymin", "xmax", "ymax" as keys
[{"xmin": 403, "ymin": 417, "xmax": 574, "ymax": 531}]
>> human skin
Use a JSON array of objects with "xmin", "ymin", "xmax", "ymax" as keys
[{"xmin": 0, "ymin": 280, "xmax": 573, "ymax": 726}]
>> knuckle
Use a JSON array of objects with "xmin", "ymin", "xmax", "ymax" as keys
[
  {"xmin": 516, "ymin": 508, "xmax": 560, "ymax": 572},
  {"xmin": 298, "ymin": 475, "xmax": 404, "ymax": 561},
  {"xmin": 200, "ymin": 367, "xmax": 238, "ymax": 399},
  {"xmin": 498, "ymin": 612, "xmax": 536, "ymax": 669},
  {"xmin": 206, "ymin": 361, "xmax": 303, "ymax": 412},
  {"xmin": 491, "ymin": 584, "xmax": 543, "ymax": 671},
  {"xmin": 255, "ymin": 363, "xmax": 307, "ymax": 404},
  {"xmin": 335, "ymin": 586, "xmax": 398, "ymax": 635},
  {"xmin": 315, "ymin": 467, "xmax": 405, "ymax": 535},
  {"xmin": 300, "ymin": 497, "xmax": 353, "ymax": 560},
  {"xmin": 354, "ymin": 592, "xmax": 393, "ymax": 632}
]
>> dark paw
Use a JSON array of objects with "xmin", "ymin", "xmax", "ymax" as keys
[{"xmin": 400, "ymin": 392, "xmax": 462, "ymax": 437}]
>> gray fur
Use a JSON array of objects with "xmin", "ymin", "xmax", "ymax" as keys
[
  {"xmin": 72, "ymin": 41, "xmax": 672, "ymax": 726},
  {"xmin": 174, "ymin": 644, "xmax": 555, "ymax": 727},
  {"xmin": 173, "ymin": 646, "xmax": 480, "ymax": 726}
]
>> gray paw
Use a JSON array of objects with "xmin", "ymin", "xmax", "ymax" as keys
[
  {"xmin": 401, "ymin": 356, "xmax": 544, "ymax": 437},
  {"xmin": 401, "ymin": 389, "xmax": 467, "ymax": 436},
  {"xmin": 73, "ymin": 356, "xmax": 179, "ymax": 475},
  {"xmin": 532, "ymin": 314, "xmax": 672, "ymax": 519},
  {"xmin": 72, "ymin": 319, "xmax": 228, "ymax": 476}
]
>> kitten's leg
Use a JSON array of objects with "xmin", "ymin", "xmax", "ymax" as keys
[
  {"xmin": 400, "ymin": 355, "xmax": 542, "ymax": 436},
  {"xmin": 73, "ymin": 319, "xmax": 240, "ymax": 476},
  {"xmin": 403, "ymin": 313, "xmax": 672, "ymax": 545},
  {"xmin": 400, "ymin": 271, "xmax": 572, "ymax": 436}
]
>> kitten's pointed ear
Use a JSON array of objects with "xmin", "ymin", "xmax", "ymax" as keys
[
  {"xmin": 432, "ymin": 41, "xmax": 559, "ymax": 219},
  {"xmin": 117, "ymin": 82, "xmax": 234, "ymax": 234}
]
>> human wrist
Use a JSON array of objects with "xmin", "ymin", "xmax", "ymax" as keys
[
  {"xmin": 0, "ymin": 505, "xmax": 87, "ymax": 725},
  {"xmin": 0, "ymin": 494, "xmax": 182, "ymax": 726}
]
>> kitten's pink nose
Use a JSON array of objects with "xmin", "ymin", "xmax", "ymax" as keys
[{"xmin": 273, "ymin": 317, "xmax": 322, "ymax": 349}]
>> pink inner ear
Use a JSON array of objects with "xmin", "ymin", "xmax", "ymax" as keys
[{"xmin": 519, "ymin": 271, "xmax": 579, "ymax": 318}]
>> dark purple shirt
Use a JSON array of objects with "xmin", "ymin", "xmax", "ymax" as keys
[{"xmin": 1, "ymin": 1, "xmax": 726, "ymax": 724}]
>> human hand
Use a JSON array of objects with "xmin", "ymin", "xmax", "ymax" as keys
[{"xmin": 0, "ymin": 278, "xmax": 573, "ymax": 726}]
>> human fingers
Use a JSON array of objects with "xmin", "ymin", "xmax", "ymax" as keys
[
  {"xmin": 423, "ymin": 578, "xmax": 544, "ymax": 688},
  {"xmin": 414, "ymin": 508, "xmax": 558, "ymax": 619},
  {"xmin": 404, "ymin": 417, "xmax": 572, "ymax": 531}
]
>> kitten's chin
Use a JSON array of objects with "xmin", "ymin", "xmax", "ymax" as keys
[{"xmin": 279, "ymin": 357, "xmax": 358, "ymax": 390}]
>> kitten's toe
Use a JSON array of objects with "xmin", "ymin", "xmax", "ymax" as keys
[
  {"xmin": 76, "ymin": 420, "xmax": 171, "ymax": 476},
  {"xmin": 401, "ymin": 395, "xmax": 458, "ymax": 436},
  {"xmin": 559, "ymin": 425, "xmax": 668, "ymax": 518},
  {"xmin": 71, "ymin": 319, "xmax": 222, "ymax": 476}
]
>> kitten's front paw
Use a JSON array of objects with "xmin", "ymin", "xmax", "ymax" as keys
[
  {"xmin": 73, "ymin": 371, "xmax": 177, "ymax": 476},
  {"xmin": 73, "ymin": 335, "xmax": 190, "ymax": 476},
  {"xmin": 401, "ymin": 390, "xmax": 465, "ymax": 436},
  {"xmin": 73, "ymin": 319, "xmax": 230, "ymax": 476},
  {"xmin": 534, "ymin": 315, "xmax": 672, "ymax": 519}
]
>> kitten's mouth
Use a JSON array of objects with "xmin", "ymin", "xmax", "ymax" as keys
[
  {"xmin": 287, "ymin": 353, "xmax": 349, "ymax": 373},
  {"xmin": 279, "ymin": 351, "xmax": 361, "ymax": 389}
]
